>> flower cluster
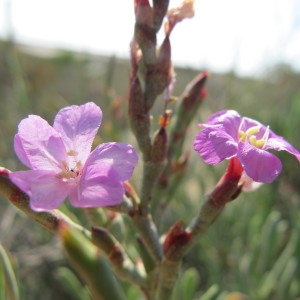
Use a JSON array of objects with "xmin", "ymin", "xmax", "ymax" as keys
[
  {"xmin": 194, "ymin": 110, "xmax": 300, "ymax": 183},
  {"xmin": 10, "ymin": 102, "xmax": 138, "ymax": 211}
]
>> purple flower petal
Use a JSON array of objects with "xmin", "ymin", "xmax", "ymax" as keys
[
  {"xmin": 53, "ymin": 102, "xmax": 102, "ymax": 163},
  {"xmin": 265, "ymin": 133, "xmax": 300, "ymax": 161},
  {"xmin": 207, "ymin": 110, "xmax": 240, "ymax": 124},
  {"xmin": 69, "ymin": 141, "xmax": 138, "ymax": 208},
  {"xmin": 85, "ymin": 142, "xmax": 138, "ymax": 181},
  {"xmin": 194, "ymin": 128, "xmax": 238, "ymax": 164},
  {"xmin": 201, "ymin": 110, "xmax": 242, "ymax": 140},
  {"xmin": 15, "ymin": 115, "xmax": 66, "ymax": 171},
  {"xmin": 238, "ymin": 142, "xmax": 282, "ymax": 183},
  {"xmin": 70, "ymin": 163, "xmax": 125, "ymax": 207},
  {"xmin": 9, "ymin": 170, "xmax": 70, "ymax": 211},
  {"xmin": 14, "ymin": 134, "xmax": 31, "ymax": 168}
]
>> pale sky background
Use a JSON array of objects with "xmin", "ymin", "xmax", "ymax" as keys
[{"xmin": 0, "ymin": 0, "xmax": 299, "ymax": 77}]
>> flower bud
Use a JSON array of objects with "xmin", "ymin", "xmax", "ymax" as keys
[
  {"xmin": 134, "ymin": 0, "xmax": 156, "ymax": 67},
  {"xmin": 209, "ymin": 157, "xmax": 244, "ymax": 207},
  {"xmin": 153, "ymin": 0, "xmax": 170, "ymax": 32},
  {"xmin": 151, "ymin": 127, "xmax": 168, "ymax": 163},
  {"xmin": 144, "ymin": 36, "xmax": 173, "ymax": 110},
  {"xmin": 163, "ymin": 220, "xmax": 191, "ymax": 258},
  {"xmin": 182, "ymin": 71, "xmax": 208, "ymax": 109},
  {"xmin": 128, "ymin": 75, "xmax": 152, "ymax": 156}
]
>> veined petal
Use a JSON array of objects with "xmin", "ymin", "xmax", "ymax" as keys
[
  {"xmin": 207, "ymin": 109, "xmax": 241, "ymax": 124},
  {"xmin": 70, "ymin": 165, "xmax": 124, "ymax": 207},
  {"xmin": 265, "ymin": 133, "xmax": 300, "ymax": 161},
  {"xmin": 202, "ymin": 110, "xmax": 242, "ymax": 140},
  {"xmin": 9, "ymin": 170, "xmax": 70, "ymax": 211},
  {"xmin": 14, "ymin": 134, "xmax": 31, "ymax": 168},
  {"xmin": 194, "ymin": 128, "xmax": 238, "ymax": 164},
  {"xmin": 238, "ymin": 142, "xmax": 282, "ymax": 183},
  {"xmin": 240, "ymin": 117, "xmax": 262, "ymax": 128},
  {"xmin": 53, "ymin": 102, "xmax": 102, "ymax": 163},
  {"xmin": 84, "ymin": 142, "xmax": 138, "ymax": 181},
  {"xmin": 15, "ymin": 115, "xmax": 66, "ymax": 170}
]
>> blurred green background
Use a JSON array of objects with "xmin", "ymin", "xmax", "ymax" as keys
[{"xmin": 0, "ymin": 39, "xmax": 300, "ymax": 299}]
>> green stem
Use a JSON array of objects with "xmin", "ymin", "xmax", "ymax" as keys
[
  {"xmin": 131, "ymin": 212, "xmax": 163, "ymax": 264},
  {"xmin": 91, "ymin": 227, "xmax": 147, "ymax": 289},
  {"xmin": 61, "ymin": 224, "xmax": 126, "ymax": 300}
]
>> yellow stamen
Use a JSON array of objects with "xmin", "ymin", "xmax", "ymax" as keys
[
  {"xmin": 254, "ymin": 139, "xmax": 265, "ymax": 148},
  {"xmin": 239, "ymin": 125, "xmax": 266, "ymax": 149},
  {"xmin": 239, "ymin": 131, "xmax": 247, "ymax": 142},
  {"xmin": 245, "ymin": 126, "xmax": 260, "ymax": 136}
]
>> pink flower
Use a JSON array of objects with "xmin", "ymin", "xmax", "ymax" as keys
[
  {"xmin": 10, "ymin": 102, "xmax": 138, "ymax": 211},
  {"xmin": 194, "ymin": 110, "xmax": 300, "ymax": 183}
]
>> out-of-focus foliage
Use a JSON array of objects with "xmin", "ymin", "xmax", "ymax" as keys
[{"xmin": 0, "ymin": 40, "xmax": 299, "ymax": 299}]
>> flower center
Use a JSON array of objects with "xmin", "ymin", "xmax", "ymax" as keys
[
  {"xmin": 58, "ymin": 150, "xmax": 83, "ymax": 182},
  {"xmin": 239, "ymin": 125, "xmax": 268, "ymax": 149}
]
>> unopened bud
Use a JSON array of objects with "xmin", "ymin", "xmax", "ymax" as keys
[
  {"xmin": 134, "ymin": 0, "xmax": 156, "ymax": 66},
  {"xmin": 151, "ymin": 127, "xmax": 168, "ymax": 163},
  {"xmin": 163, "ymin": 220, "xmax": 191, "ymax": 258},
  {"xmin": 153, "ymin": 0, "xmax": 170, "ymax": 32},
  {"xmin": 209, "ymin": 157, "xmax": 244, "ymax": 207},
  {"xmin": 144, "ymin": 36, "xmax": 173, "ymax": 110},
  {"xmin": 128, "ymin": 75, "xmax": 144, "ymax": 116},
  {"xmin": 128, "ymin": 76, "xmax": 152, "ymax": 156},
  {"xmin": 135, "ymin": 0, "xmax": 152, "ymax": 26},
  {"xmin": 182, "ymin": 71, "xmax": 208, "ymax": 109}
]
